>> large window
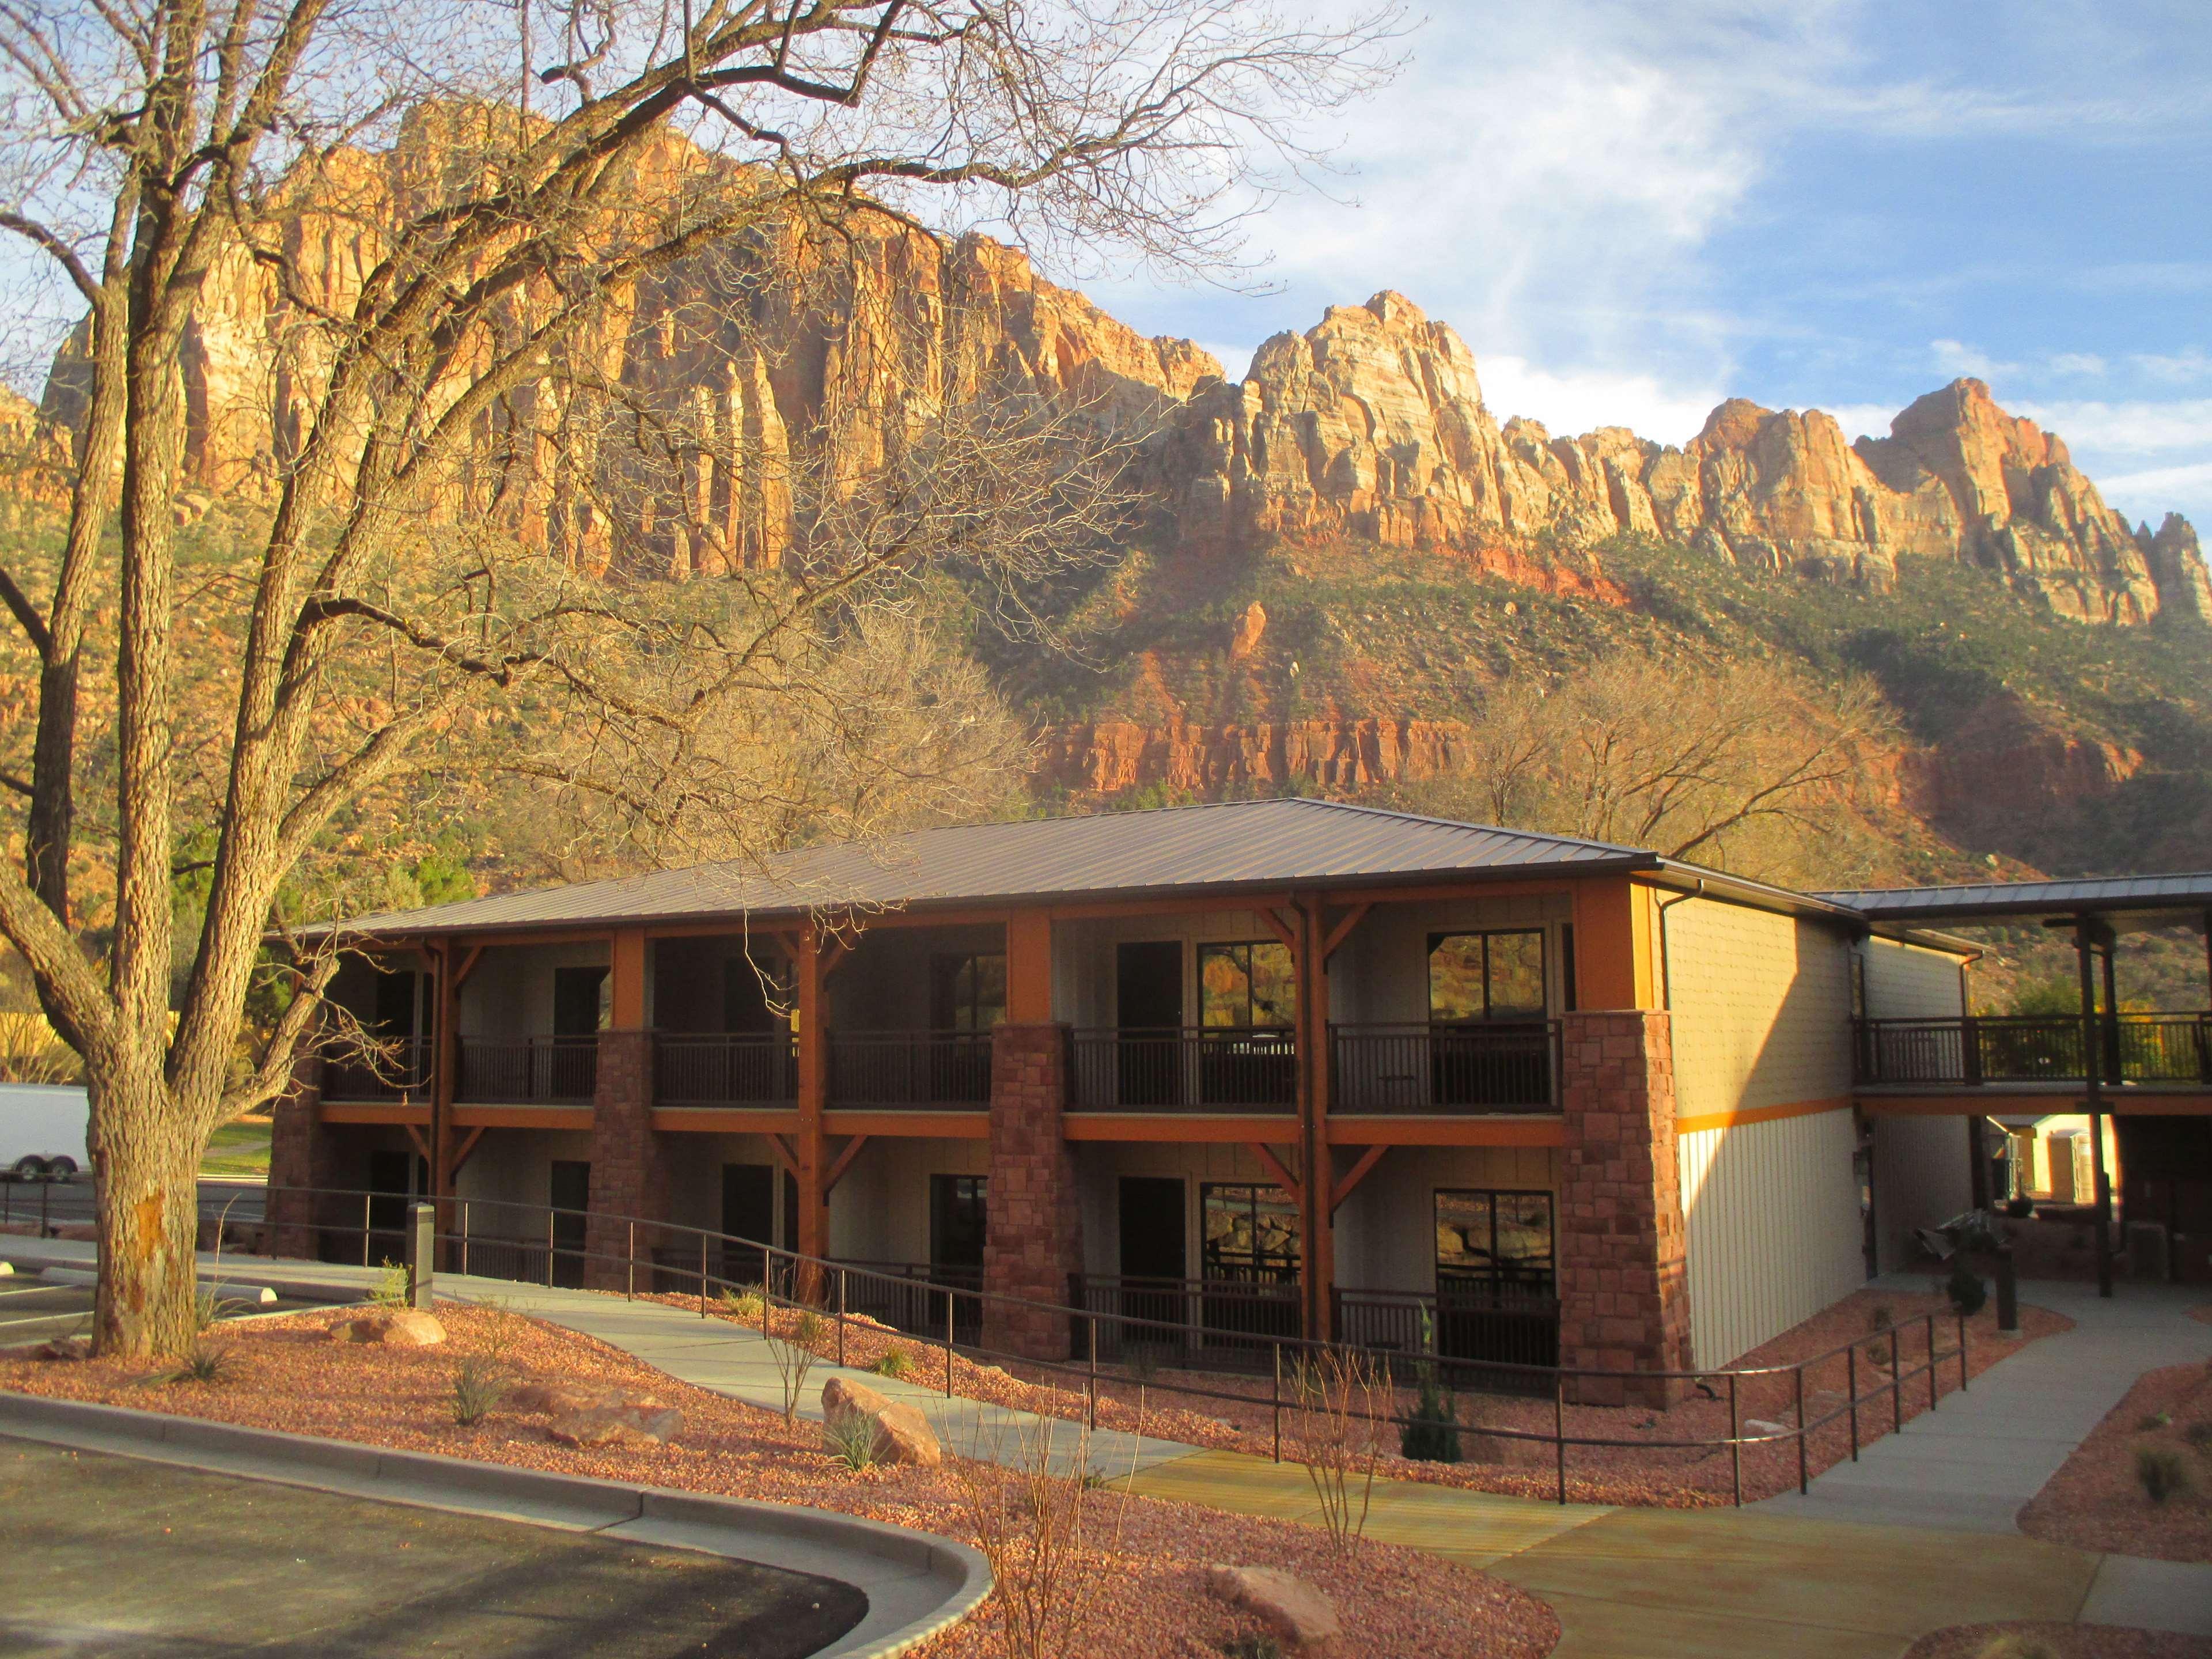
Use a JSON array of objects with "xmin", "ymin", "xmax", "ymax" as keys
[
  {"xmin": 1198, "ymin": 941, "xmax": 1296, "ymax": 1028},
  {"xmin": 1429, "ymin": 930, "xmax": 1547, "ymax": 1022},
  {"xmin": 1434, "ymin": 1190, "xmax": 1555, "ymax": 1291},
  {"xmin": 1200, "ymin": 1183, "xmax": 1300, "ymax": 1282},
  {"xmin": 930, "ymin": 1174, "xmax": 988, "ymax": 1274},
  {"xmin": 930, "ymin": 953, "xmax": 1007, "ymax": 1032}
]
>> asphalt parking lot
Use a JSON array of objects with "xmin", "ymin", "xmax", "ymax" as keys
[
  {"xmin": 0, "ymin": 1437, "xmax": 870, "ymax": 1657},
  {"xmin": 0, "ymin": 1276, "xmax": 329, "ymax": 1353}
]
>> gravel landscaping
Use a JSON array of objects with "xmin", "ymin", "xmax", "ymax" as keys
[
  {"xmin": 1902, "ymin": 1622, "xmax": 2212, "ymax": 1658},
  {"xmin": 675, "ymin": 1283, "xmax": 2069, "ymax": 1508},
  {"xmin": 0, "ymin": 1305, "xmax": 1559, "ymax": 1659},
  {"xmin": 2018, "ymin": 1361, "xmax": 2212, "ymax": 1564}
]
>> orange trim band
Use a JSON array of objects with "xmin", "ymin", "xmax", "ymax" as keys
[
  {"xmin": 1675, "ymin": 1096, "xmax": 1850, "ymax": 1137},
  {"xmin": 1325, "ymin": 1115, "xmax": 1567, "ymax": 1147},
  {"xmin": 1064, "ymin": 1112, "xmax": 1302, "ymax": 1145},
  {"xmin": 319, "ymin": 1101, "xmax": 431, "ymax": 1126}
]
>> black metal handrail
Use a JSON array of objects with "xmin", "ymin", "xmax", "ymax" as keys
[
  {"xmin": 827, "ymin": 1031, "xmax": 993, "ymax": 1108},
  {"xmin": 1855, "ymin": 1013, "xmax": 2212, "ymax": 1088},
  {"xmin": 1331, "ymin": 1021, "xmax": 1560, "ymax": 1113},
  {"xmin": 654, "ymin": 1033, "xmax": 799, "ymax": 1107},
  {"xmin": 1067, "ymin": 1026, "xmax": 1297, "ymax": 1111},
  {"xmin": 226, "ymin": 1180, "xmax": 1971, "ymax": 1508},
  {"xmin": 455, "ymin": 1036, "xmax": 597, "ymax": 1105},
  {"xmin": 320, "ymin": 1037, "xmax": 434, "ymax": 1103}
]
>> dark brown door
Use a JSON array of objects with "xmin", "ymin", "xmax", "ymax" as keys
[{"xmin": 1115, "ymin": 942, "xmax": 1183, "ymax": 1107}]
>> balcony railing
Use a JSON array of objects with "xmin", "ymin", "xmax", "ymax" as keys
[
  {"xmin": 654, "ymin": 1033, "xmax": 798, "ymax": 1107},
  {"xmin": 1854, "ymin": 1013, "xmax": 2212, "ymax": 1088},
  {"xmin": 455, "ymin": 1035, "xmax": 597, "ymax": 1105},
  {"xmin": 320, "ymin": 1036, "xmax": 433, "ymax": 1102},
  {"xmin": 1331, "ymin": 1021, "xmax": 1560, "ymax": 1113},
  {"xmin": 1068, "ymin": 1027, "xmax": 1298, "ymax": 1112},
  {"xmin": 827, "ymin": 1031, "xmax": 993, "ymax": 1108}
]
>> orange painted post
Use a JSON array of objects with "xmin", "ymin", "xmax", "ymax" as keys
[{"xmin": 1005, "ymin": 909, "xmax": 1054, "ymax": 1025}]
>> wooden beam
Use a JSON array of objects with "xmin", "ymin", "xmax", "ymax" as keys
[
  {"xmin": 765, "ymin": 1132, "xmax": 801, "ymax": 1180},
  {"xmin": 1006, "ymin": 910, "xmax": 1054, "ymax": 1024},
  {"xmin": 1331, "ymin": 1143, "xmax": 1388, "ymax": 1214},
  {"xmin": 1325, "ymin": 1115, "xmax": 1568, "ymax": 1147},
  {"xmin": 818, "ymin": 938, "xmax": 850, "ymax": 980},
  {"xmin": 823, "ymin": 1134, "xmax": 870, "ymax": 1195},
  {"xmin": 404, "ymin": 1124, "xmax": 431, "ymax": 1165},
  {"xmin": 794, "ymin": 924, "xmax": 829, "ymax": 1260},
  {"xmin": 609, "ymin": 929, "xmax": 647, "ymax": 1029},
  {"xmin": 824, "ymin": 1109, "xmax": 992, "ymax": 1139},
  {"xmin": 1247, "ymin": 1140, "xmax": 1303, "ymax": 1205},
  {"xmin": 452, "ymin": 943, "xmax": 486, "ymax": 989},
  {"xmin": 1320, "ymin": 903, "xmax": 1370, "ymax": 962},
  {"xmin": 1256, "ymin": 905, "xmax": 1299, "ymax": 956},
  {"xmin": 448, "ymin": 1127, "xmax": 487, "ymax": 1176},
  {"xmin": 1062, "ymin": 1113, "xmax": 1300, "ymax": 1145}
]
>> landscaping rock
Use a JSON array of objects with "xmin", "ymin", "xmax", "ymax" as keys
[
  {"xmin": 331, "ymin": 1310, "xmax": 445, "ymax": 1347},
  {"xmin": 507, "ymin": 1380, "xmax": 664, "ymax": 1416},
  {"xmin": 1205, "ymin": 1565, "xmax": 1342, "ymax": 1648},
  {"xmin": 820, "ymin": 1376, "xmax": 942, "ymax": 1468},
  {"xmin": 1743, "ymin": 1418, "xmax": 1792, "ymax": 1436},
  {"xmin": 35, "ymin": 1336, "xmax": 88, "ymax": 1362},
  {"xmin": 546, "ymin": 1404, "xmax": 683, "ymax": 1448}
]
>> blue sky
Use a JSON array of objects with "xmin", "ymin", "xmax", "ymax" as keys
[{"xmin": 1078, "ymin": 0, "xmax": 2212, "ymax": 529}]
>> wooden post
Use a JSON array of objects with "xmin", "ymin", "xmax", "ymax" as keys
[
  {"xmin": 430, "ymin": 940, "xmax": 460, "ymax": 1264},
  {"xmin": 796, "ymin": 922, "xmax": 830, "ymax": 1271},
  {"xmin": 1293, "ymin": 893, "xmax": 1334, "ymax": 1343}
]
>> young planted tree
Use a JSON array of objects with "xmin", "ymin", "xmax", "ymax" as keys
[{"xmin": 0, "ymin": 0, "xmax": 1398, "ymax": 1355}]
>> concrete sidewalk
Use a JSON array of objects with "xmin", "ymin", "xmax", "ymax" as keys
[{"xmin": 1760, "ymin": 1274, "xmax": 2212, "ymax": 1536}]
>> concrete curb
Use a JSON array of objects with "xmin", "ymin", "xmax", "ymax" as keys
[
  {"xmin": 0, "ymin": 1243, "xmax": 369, "ymax": 1308},
  {"xmin": 0, "ymin": 1391, "xmax": 991, "ymax": 1659}
]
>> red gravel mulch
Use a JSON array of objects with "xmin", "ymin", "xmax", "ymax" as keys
[
  {"xmin": 1903, "ymin": 1622, "xmax": 2212, "ymax": 1658},
  {"xmin": 681, "ymin": 1284, "xmax": 2069, "ymax": 1509},
  {"xmin": 0, "ymin": 1305, "xmax": 1559, "ymax": 1659},
  {"xmin": 2018, "ymin": 1361, "xmax": 2212, "ymax": 1564}
]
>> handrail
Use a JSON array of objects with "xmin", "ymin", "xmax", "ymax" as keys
[
  {"xmin": 225, "ymin": 1180, "xmax": 1971, "ymax": 1507},
  {"xmin": 1855, "ymin": 1012, "xmax": 2212, "ymax": 1088}
]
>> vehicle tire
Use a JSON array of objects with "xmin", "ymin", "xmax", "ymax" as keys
[
  {"xmin": 12, "ymin": 1155, "xmax": 48, "ymax": 1180},
  {"xmin": 47, "ymin": 1156, "xmax": 77, "ymax": 1178}
]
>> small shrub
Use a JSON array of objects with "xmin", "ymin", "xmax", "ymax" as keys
[
  {"xmin": 821, "ymin": 1409, "xmax": 878, "ymax": 1473},
  {"xmin": 1288, "ymin": 1346, "xmax": 1388, "ymax": 1554},
  {"xmin": 369, "ymin": 1259, "xmax": 410, "ymax": 1308},
  {"xmin": 161, "ymin": 1343, "xmax": 230, "ymax": 1384},
  {"xmin": 718, "ymin": 1285, "xmax": 767, "ymax": 1323},
  {"xmin": 1399, "ymin": 1367, "xmax": 1461, "ymax": 1464},
  {"xmin": 1975, "ymin": 1637, "xmax": 2059, "ymax": 1659},
  {"xmin": 873, "ymin": 1347, "xmax": 916, "ymax": 1380},
  {"xmin": 450, "ymin": 1352, "xmax": 508, "ymax": 1426},
  {"xmin": 2181, "ymin": 1419, "xmax": 2212, "ymax": 1454},
  {"xmin": 793, "ymin": 1309, "xmax": 827, "ymax": 1347},
  {"xmin": 1945, "ymin": 1263, "xmax": 1988, "ymax": 1317},
  {"xmin": 766, "ymin": 1327, "xmax": 817, "ymax": 1423},
  {"xmin": 1219, "ymin": 1638, "xmax": 1285, "ymax": 1659},
  {"xmin": 2135, "ymin": 1446, "xmax": 2191, "ymax": 1505},
  {"xmin": 2137, "ymin": 1410, "xmax": 2173, "ymax": 1433}
]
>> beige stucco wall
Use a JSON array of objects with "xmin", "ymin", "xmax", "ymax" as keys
[
  {"xmin": 1862, "ymin": 937, "xmax": 1968, "ymax": 1019},
  {"xmin": 1664, "ymin": 897, "xmax": 1862, "ymax": 1366}
]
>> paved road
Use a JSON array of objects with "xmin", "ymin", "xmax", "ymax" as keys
[
  {"xmin": 0, "ymin": 1177, "xmax": 268, "ymax": 1237},
  {"xmin": 0, "ymin": 1436, "xmax": 868, "ymax": 1658},
  {"xmin": 0, "ymin": 1272, "xmax": 331, "ymax": 1353}
]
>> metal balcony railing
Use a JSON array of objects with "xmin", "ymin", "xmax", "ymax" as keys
[
  {"xmin": 1853, "ymin": 1013, "xmax": 2212, "ymax": 1088},
  {"xmin": 320, "ymin": 1036, "xmax": 433, "ymax": 1102},
  {"xmin": 454, "ymin": 1035, "xmax": 598, "ymax": 1105},
  {"xmin": 1331, "ymin": 1021, "xmax": 1560, "ymax": 1113},
  {"xmin": 653, "ymin": 1033, "xmax": 799, "ymax": 1107},
  {"xmin": 1067, "ymin": 1027, "xmax": 1298, "ymax": 1112},
  {"xmin": 826, "ymin": 1032, "xmax": 993, "ymax": 1108}
]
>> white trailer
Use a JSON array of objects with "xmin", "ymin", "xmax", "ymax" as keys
[{"xmin": 0, "ymin": 1083, "xmax": 91, "ymax": 1177}]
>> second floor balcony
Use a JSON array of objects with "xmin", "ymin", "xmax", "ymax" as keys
[{"xmin": 1855, "ymin": 1013, "xmax": 2212, "ymax": 1090}]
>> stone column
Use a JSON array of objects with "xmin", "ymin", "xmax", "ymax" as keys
[
  {"xmin": 584, "ymin": 1029, "xmax": 667, "ymax": 1290},
  {"xmin": 982, "ymin": 1022, "xmax": 1082, "ymax": 1359},
  {"xmin": 267, "ymin": 1055, "xmax": 334, "ymax": 1259},
  {"xmin": 1556, "ymin": 1009, "xmax": 1692, "ymax": 1407}
]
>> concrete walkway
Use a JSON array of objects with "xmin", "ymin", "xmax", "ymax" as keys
[
  {"xmin": 11, "ymin": 1240, "xmax": 2211, "ymax": 1654},
  {"xmin": 1762, "ymin": 1274, "xmax": 2212, "ymax": 1535}
]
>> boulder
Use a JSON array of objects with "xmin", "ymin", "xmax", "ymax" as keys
[
  {"xmin": 820, "ymin": 1376, "xmax": 942, "ymax": 1468},
  {"xmin": 35, "ymin": 1336, "xmax": 89, "ymax": 1362},
  {"xmin": 507, "ymin": 1380, "xmax": 664, "ymax": 1416},
  {"xmin": 331, "ymin": 1309, "xmax": 445, "ymax": 1347},
  {"xmin": 546, "ymin": 1404, "xmax": 682, "ymax": 1448},
  {"xmin": 1205, "ymin": 1565, "xmax": 1342, "ymax": 1649}
]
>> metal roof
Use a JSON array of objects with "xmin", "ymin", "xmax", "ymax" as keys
[
  {"xmin": 1816, "ymin": 873, "xmax": 2212, "ymax": 930},
  {"xmin": 328, "ymin": 797, "xmax": 1668, "ymax": 938}
]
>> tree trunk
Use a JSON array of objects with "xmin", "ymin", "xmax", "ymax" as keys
[{"xmin": 90, "ymin": 1066, "xmax": 203, "ymax": 1358}]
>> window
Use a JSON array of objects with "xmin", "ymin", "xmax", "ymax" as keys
[
  {"xmin": 930, "ymin": 1174, "xmax": 988, "ymax": 1272},
  {"xmin": 1198, "ymin": 941, "xmax": 1296, "ymax": 1029},
  {"xmin": 1434, "ymin": 1190, "xmax": 1555, "ymax": 1291},
  {"xmin": 1200, "ymin": 1182, "xmax": 1300, "ymax": 1282},
  {"xmin": 931, "ymin": 953, "xmax": 1007, "ymax": 1032},
  {"xmin": 1428, "ymin": 930, "xmax": 1547, "ymax": 1022}
]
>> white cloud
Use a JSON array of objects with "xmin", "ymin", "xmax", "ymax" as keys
[
  {"xmin": 2091, "ymin": 461, "xmax": 2212, "ymax": 528},
  {"xmin": 2010, "ymin": 398, "xmax": 2212, "ymax": 457},
  {"xmin": 2048, "ymin": 353, "xmax": 2108, "ymax": 378},
  {"xmin": 2131, "ymin": 349, "xmax": 2212, "ymax": 384},
  {"xmin": 1930, "ymin": 339, "xmax": 2018, "ymax": 380},
  {"xmin": 1476, "ymin": 357, "xmax": 1726, "ymax": 447}
]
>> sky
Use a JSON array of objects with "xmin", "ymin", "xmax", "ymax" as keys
[{"xmin": 1076, "ymin": 0, "xmax": 2212, "ymax": 529}]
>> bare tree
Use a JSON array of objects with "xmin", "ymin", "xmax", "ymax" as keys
[
  {"xmin": 1393, "ymin": 657, "xmax": 1902, "ymax": 885},
  {"xmin": 0, "ymin": 0, "xmax": 1399, "ymax": 1355}
]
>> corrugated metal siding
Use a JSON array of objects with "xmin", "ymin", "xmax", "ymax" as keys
[{"xmin": 1680, "ymin": 1109, "xmax": 1863, "ymax": 1368}]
